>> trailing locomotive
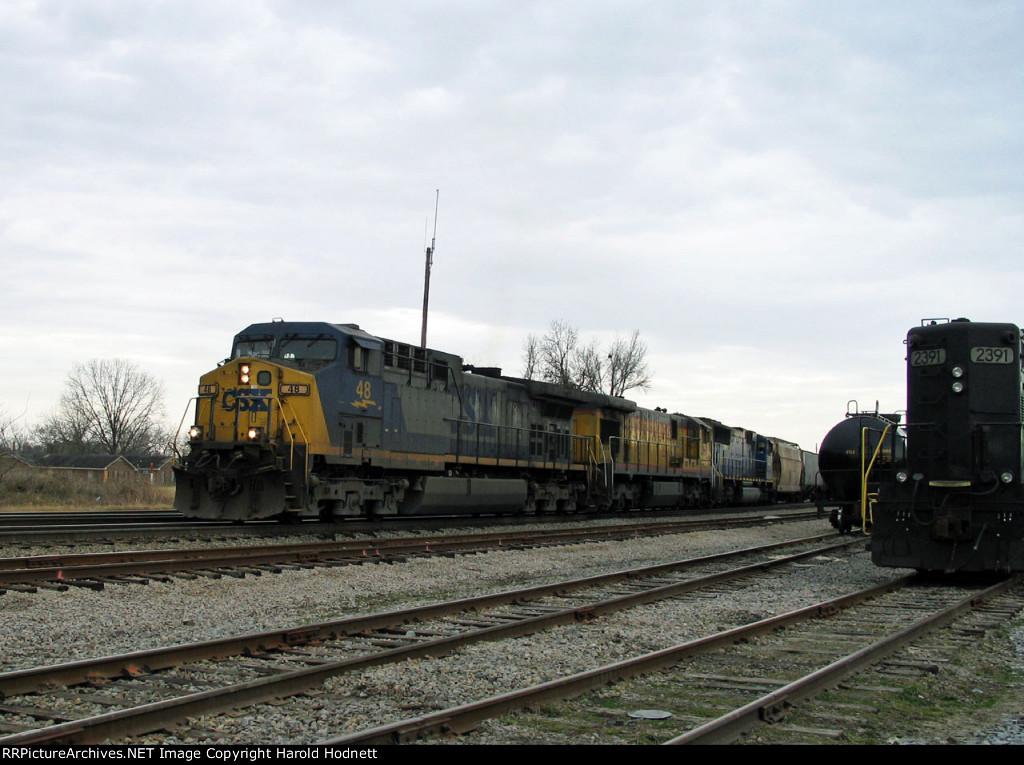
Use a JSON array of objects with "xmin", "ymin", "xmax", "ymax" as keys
[
  {"xmin": 870, "ymin": 319, "xmax": 1024, "ymax": 573},
  {"xmin": 173, "ymin": 320, "xmax": 814, "ymax": 521}
]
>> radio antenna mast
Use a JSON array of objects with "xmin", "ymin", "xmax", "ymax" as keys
[{"xmin": 420, "ymin": 189, "xmax": 439, "ymax": 348}]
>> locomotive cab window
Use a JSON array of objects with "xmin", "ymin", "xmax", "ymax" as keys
[
  {"xmin": 349, "ymin": 344, "xmax": 380, "ymax": 375},
  {"xmin": 233, "ymin": 338, "xmax": 274, "ymax": 359},
  {"xmin": 275, "ymin": 336, "xmax": 339, "ymax": 372},
  {"xmin": 280, "ymin": 337, "xmax": 337, "ymax": 361}
]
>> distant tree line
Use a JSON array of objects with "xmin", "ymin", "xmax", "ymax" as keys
[
  {"xmin": 521, "ymin": 320, "xmax": 653, "ymax": 398},
  {"xmin": 0, "ymin": 359, "xmax": 171, "ymax": 458}
]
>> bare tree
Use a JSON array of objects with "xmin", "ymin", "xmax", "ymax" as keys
[
  {"xmin": 540, "ymin": 319, "xmax": 580, "ymax": 387},
  {"xmin": 40, "ymin": 359, "xmax": 169, "ymax": 455},
  {"xmin": 35, "ymin": 406, "xmax": 97, "ymax": 454},
  {"xmin": 522, "ymin": 320, "xmax": 589, "ymax": 389},
  {"xmin": 522, "ymin": 321, "xmax": 653, "ymax": 397},
  {"xmin": 605, "ymin": 329, "xmax": 653, "ymax": 397},
  {"xmin": 573, "ymin": 338, "xmax": 605, "ymax": 393},
  {"xmin": 0, "ymin": 405, "xmax": 29, "ymax": 452},
  {"xmin": 521, "ymin": 334, "xmax": 540, "ymax": 381}
]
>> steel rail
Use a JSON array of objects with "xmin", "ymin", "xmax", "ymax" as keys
[
  {"xmin": 0, "ymin": 512, "xmax": 824, "ymax": 587},
  {"xmin": 0, "ymin": 535, "xmax": 854, "ymax": 744},
  {"xmin": 664, "ymin": 574, "xmax": 1023, "ymax": 744},
  {"xmin": 321, "ymin": 575, "xmax": 1021, "ymax": 746},
  {"xmin": 319, "ymin": 577, "xmax": 921, "ymax": 745},
  {"xmin": 0, "ymin": 507, "xmax": 819, "ymax": 545},
  {"xmin": 0, "ymin": 533, "xmax": 844, "ymax": 696}
]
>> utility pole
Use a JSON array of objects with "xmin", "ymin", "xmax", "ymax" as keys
[{"xmin": 420, "ymin": 189, "xmax": 439, "ymax": 349}]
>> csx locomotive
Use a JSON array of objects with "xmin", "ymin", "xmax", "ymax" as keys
[
  {"xmin": 869, "ymin": 319, "xmax": 1024, "ymax": 572},
  {"xmin": 173, "ymin": 320, "xmax": 816, "ymax": 521}
]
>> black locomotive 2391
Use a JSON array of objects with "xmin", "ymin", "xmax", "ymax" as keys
[{"xmin": 871, "ymin": 318, "xmax": 1024, "ymax": 573}]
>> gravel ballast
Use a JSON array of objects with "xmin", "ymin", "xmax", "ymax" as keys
[{"xmin": 1, "ymin": 518, "xmax": 1022, "ymax": 744}]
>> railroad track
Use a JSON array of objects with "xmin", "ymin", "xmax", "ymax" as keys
[
  {"xmin": 0, "ymin": 532, "xmax": 855, "ymax": 744},
  {"xmin": 0, "ymin": 505, "xmax": 818, "ymax": 544},
  {"xmin": 327, "ymin": 575, "xmax": 1023, "ymax": 745},
  {"xmin": 0, "ymin": 510, "xmax": 186, "ymax": 526},
  {"xmin": 0, "ymin": 510, "xmax": 822, "ymax": 595}
]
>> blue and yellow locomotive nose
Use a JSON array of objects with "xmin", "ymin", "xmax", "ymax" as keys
[
  {"xmin": 188, "ymin": 357, "xmax": 333, "ymax": 447},
  {"xmin": 188, "ymin": 359, "xmax": 283, "ymax": 444},
  {"xmin": 175, "ymin": 358, "xmax": 330, "ymax": 519},
  {"xmin": 187, "ymin": 358, "xmax": 329, "ymax": 445}
]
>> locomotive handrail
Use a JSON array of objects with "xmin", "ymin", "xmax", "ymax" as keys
[
  {"xmin": 576, "ymin": 437, "xmax": 610, "ymax": 494},
  {"xmin": 598, "ymin": 438, "xmax": 613, "ymax": 493},
  {"xmin": 860, "ymin": 423, "xmax": 894, "ymax": 534},
  {"xmin": 277, "ymin": 396, "xmax": 310, "ymax": 486},
  {"xmin": 601, "ymin": 440, "xmax": 613, "ymax": 490},
  {"xmin": 172, "ymin": 397, "xmax": 206, "ymax": 461},
  {"xmin": 445, "ymin": 365, "xmax": 465, "ymax": 417},
  {"xmin": 229, "ymin": 392, "xmax": 310, "ymax": 492},
  {"xmin": 174, "ymin": 393, "xmax": 223, "ymax": 456},
  {"xmin": 444, "ymin": 417, "xmax": 584, "ymax": 470}
]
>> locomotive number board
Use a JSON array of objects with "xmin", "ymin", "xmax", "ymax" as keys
[
  {"xmin": 971, "ymin": 347, "xmax": 1016, "ymax": 364},
  {"xmin": 910, "ymin": 349, "xmax": 945, "ymax": 366}
]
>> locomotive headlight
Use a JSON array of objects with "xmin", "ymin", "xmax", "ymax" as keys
[
  {"xmin": 896, "ymin": 470, "xmax": 909, "ymax": 483},
  {"xmin": 951, "ymin": 381, "xmax": 965, "ymax": 394},
  {"xmin": 239, "ymin": 364, "xmax": 251, "ymax": 385},
  {"xmin": 1001, "ymin": 471, "xmax": 1014, "ymax": 484},
  {"xmin": 188, "ymin": 425, "xmax": 203, "ymax": 441},
  {"xmin": 951, "ymin": 365, "xmax": 965, "ymax": 378},
  {"xmin": 246, "ymin": 427, "xmax": 263, "ymax": 441}
]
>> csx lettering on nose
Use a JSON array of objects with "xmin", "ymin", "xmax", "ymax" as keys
[{"xmin": 222, "ymin": 388, "xmax": 272, "ymax": 412}]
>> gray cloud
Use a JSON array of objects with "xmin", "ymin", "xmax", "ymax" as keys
[{"xmin": 2, "ymin": 0, "xmax": 1022, "ymax": 451}]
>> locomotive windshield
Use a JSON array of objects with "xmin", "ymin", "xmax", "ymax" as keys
[
  {"xmin": 230, "ymin": 333, "xmax": 338, "ymax": 370},
  {"xmin": 233, "ymin": 337, "xmax": 274, "ymax": 359},
  {"xmin": 278, "ymin": 335, "xmax": 338, "ymax": 371},
  {"xmin": 280, "ymin": 336, "xmax": 337, "ymax": 361}
]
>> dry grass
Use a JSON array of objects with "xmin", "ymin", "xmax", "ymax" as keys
[{"xmin": 0, "ymin": 471, "xmax": 174, "ymax": 510}]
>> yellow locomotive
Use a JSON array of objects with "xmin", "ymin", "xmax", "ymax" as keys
[{"xmin": 174, "ymin": 320, "xmax": 808, "ymax": 520}]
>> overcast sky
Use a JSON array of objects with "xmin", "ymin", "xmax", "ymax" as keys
[{"xmin": 3, "ymin": 0, "xmax": 1022, "ymax": 453}]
